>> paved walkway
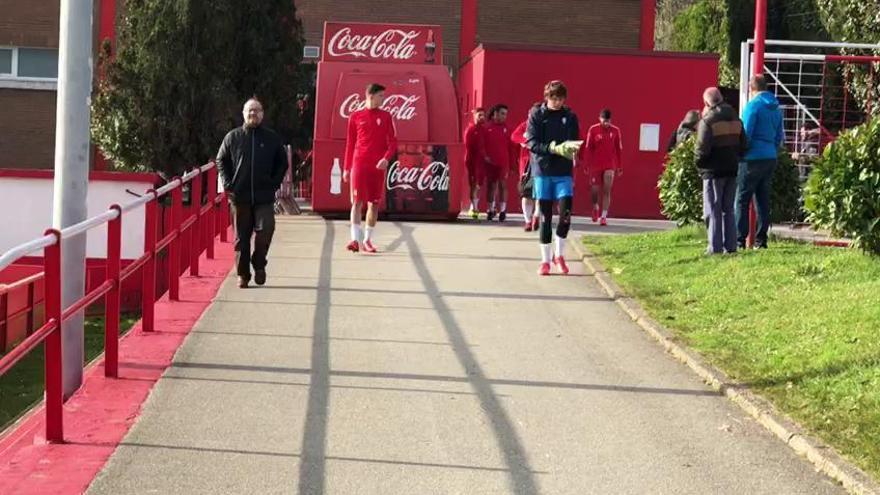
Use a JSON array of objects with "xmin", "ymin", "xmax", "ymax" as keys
[{"xmin": 87, "ymin": 217, "xmax": 841, "ymax": 494}]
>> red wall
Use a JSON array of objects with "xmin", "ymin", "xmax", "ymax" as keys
[{"xmin": 459, "ymin": 45, "xmax": 719, "ymax": 219}]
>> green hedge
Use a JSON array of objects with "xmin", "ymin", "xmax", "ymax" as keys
[{"xmin": 805, "ymin": 118, "xmax": 880, "ymax": 255}]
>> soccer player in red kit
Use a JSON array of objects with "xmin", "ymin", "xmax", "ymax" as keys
[
  {"xmin": 464, "ymin": 108, "xmax": 490, "ymax": 219},
  {"xmin": 343, "ymin": 83, "xmax": 398, "ymax": 253},
  {"xmin": 584, "ymin": 108, "xmax": 623, "ymax": 226},
  {"xmin": 483, "ymin": 104, "xmax": 513, "ymax": 221}
]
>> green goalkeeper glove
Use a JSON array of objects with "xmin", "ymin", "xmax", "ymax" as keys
[{"xmin": 549, "ymin": 140, "xmax": 584, "ymax": 160}]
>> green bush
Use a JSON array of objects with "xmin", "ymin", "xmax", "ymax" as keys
[
  {"xmin": 659, "ymin": 136, "xmax": 703, "ymax": 226},
  {"xmin": 660, "ymin": 136, "xmax": 804, "ymax": 227},
  {"xmin": 770, "ymin": 151, "xmax": 803, "ymax": 223},
  {"xmin": 805, "ymin": 118, "xmax": 880, "ymax": 255}
]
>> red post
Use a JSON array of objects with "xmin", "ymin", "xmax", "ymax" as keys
[
  {"xmin": 105, "ymin": 205, "xmax": 122, "ymax": 378},
  {"xmin": 0, "ymin": 292, "xmax": 7, "ymax": 354},
  {"xmin": 219, "ymin": 192, "xmax": 230, "ymax": 243},
  {"xmin": 26, "ymin": 282, "xmax": 35, "ymax": 335},
  {"xmin": 190, "ymin": 170, "xmax": 202, "ymax": 276},
  {"xmin": 747, "ymin": 0, "xmax": 768, "ymax": 248},
  {"xmin": 639, "ymin": 0, "xmax": 656, "ymax": 51},
  {"xmin": 142, "ymin": 191, "xmax": 158, "ymax": 332},
  {"xmin": 169, "ymin": 180, "xmax": 183, "ymax": 301},
  {"xmin": 206, "ymin": 166, "xmax": 217, "ymax": 259},
  {"xmin": 43, "ymin": 229, "xmax": 63, "ymax": 443}
]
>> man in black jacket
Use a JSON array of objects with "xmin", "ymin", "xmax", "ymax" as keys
[
  {"xmin": 696, "ymin": 88, "xmax": 747, "ymax": 254},
  {"xmin": 216, "ymin": 98, "xmax": 288, "ymax": 288}
]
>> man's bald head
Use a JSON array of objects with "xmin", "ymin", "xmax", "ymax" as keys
[
  {"xmin": 703, "ymin": 87, "xmax": 723, "ymax": 108},
  {"xmin": 242, "ymin": 98, "xmax": 264, "ymax": 128}
]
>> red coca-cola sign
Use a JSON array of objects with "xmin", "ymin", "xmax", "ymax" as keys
[
  {"xmin": 323, "ymin": 22, "xmax": 442, "ymax": 65},
  {"xmin": 385, "ymin": 145, "xmax": 450, "ymax": 213},
  {"xmin": 331, "ymin": 72, "xmax": 429, "ymax": 142}
]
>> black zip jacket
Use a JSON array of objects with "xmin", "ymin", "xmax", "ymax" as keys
[
  {"xmin": 216, "ymin": 125, "xmax": 287, "ymax": 205},
  {"xmin": 696, "ymin": 104, "xmax": 747, "ymax": 179},
  {"xmin": 526, "ymin": 103, "xmax": 580, "ymax": 177}
]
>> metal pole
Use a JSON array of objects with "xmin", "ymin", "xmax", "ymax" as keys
[
  {"xmin": 746, "ymin": 0, "xmax": 768, "ymax": 249},
  {"xmin": 52, "ymin": 0, "xmax": 94, "ymax": 399}
]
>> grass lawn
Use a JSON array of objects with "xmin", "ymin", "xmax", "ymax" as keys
[
  {"xmin": 585, "ymin": 226, "xmax": 880, "ymax": 480},
  {"xmin": 0, "ymin": 313, "xmax": 140, "ymax": 431}
]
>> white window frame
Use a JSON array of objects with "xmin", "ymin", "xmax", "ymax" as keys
[
  {"xmin": 303, "ymin": 45, "xmax": 320, "ymax": 59},
  {"xmin": 0, "ymin": 46, "xmax": 59, "ymax": 91}
]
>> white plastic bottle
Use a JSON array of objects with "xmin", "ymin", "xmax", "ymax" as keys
[{"xmin": 330, "ymin": 158, "xmax": 342, "ymax": 195}]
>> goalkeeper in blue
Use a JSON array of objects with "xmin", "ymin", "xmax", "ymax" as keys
[{"xmin": 526, "ymin": 80, "xmax": 583, "ymax": 276}]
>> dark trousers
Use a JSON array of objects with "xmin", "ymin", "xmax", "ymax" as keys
[
  {"xmin": 703, "ymin": 177, "xmax": 737, "ymax": 254},
  {"xmin": 232, "ymin": 202, "xmax": 275, "ymax": 279},
  {"xmin": 735, "ymin": 159, "xmax": 777, "ymax": 246}
]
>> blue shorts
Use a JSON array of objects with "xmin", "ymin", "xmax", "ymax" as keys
[{"xmin": 533, "ymin": 176, "xmax": 574, "ymax": 201}]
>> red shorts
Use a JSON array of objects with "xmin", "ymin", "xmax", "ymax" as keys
[
  {"xmin": 484, "ymin": 165, "xmax": 508, "ymax": 184},
  {"xmin": 350, "ymin": 166, "xmax": 386, "ymax": 204},
  {"xmin": 467, "ymin": 162, "xmax": 485, "ymax": 186},
  {"xmin": 589, "ymin": 167, "xmax": 615, "ymax": 186}
]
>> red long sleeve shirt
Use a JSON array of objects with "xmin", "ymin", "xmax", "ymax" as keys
[
  {"xmin": 483, "ymin": 121, "xmax": 513, "ymax": 170},
  {"xmin": 344, "ymin": 108, "xmax": 398, "ymax": 172},
  {"xmin": 584, "ymin": 123, "xmax": 623, "ymax": 170},
  {"xmin": 463, "ymin": 123, "xmax": 488, "ymax": 170},
  {"xmin": 511, "ymin": 120, "xmax": 531, "ymax": 176}
]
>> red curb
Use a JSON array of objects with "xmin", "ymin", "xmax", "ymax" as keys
[{"xmin": 0, "ymin": 235, "xmax": 233, "ymax": 495}]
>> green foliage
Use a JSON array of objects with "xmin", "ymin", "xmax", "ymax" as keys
[
  {"xmin": 770, "ymin": 151, "xmax": 803, "ymax": 223},
  {"xmin": 816, "ymin": 0, "xmax": 880, "ymax": 116},
  {"xmin": 805, "ymin": 118, "xmax": 880, "ymax": 255},
  {"xmin": 91, "ymin": 0, "xmax": 306, "ymax": 176},
  {"xmin": 659, "ymin": 136, "xmax": 703, "ymax": 226}
]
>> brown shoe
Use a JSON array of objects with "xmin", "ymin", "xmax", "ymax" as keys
[
  {"xmin": 254, "ymin": 270, "xmax": 266, "ymax": 286},
  {"xmin": 237, "ymin": 276, "xmax": 250, "ymax": 289}
]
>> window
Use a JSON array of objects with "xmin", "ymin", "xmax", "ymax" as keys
[
  {"xmin": 0, "ymin": 48, "xmax": 12, "ymax": 75},
  {"xmin": 0, "ymin": 46, "xmax": 59, "ymax": 81},
  {"xmin": 303, "ymin": 46, "xmax": 320, "ymax": 59},
  {"xmin": 18, "ymin": 48, "xmax": 57, "ymax": 78}
]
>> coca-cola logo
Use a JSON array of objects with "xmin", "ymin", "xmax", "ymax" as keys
[
  {"xmin": 339, "ymin": 93, "xmax": 420, "ymax": 121},
  {"xmin": 386, "ymin": 161, "xmax": 449, "ymax": 192},
  {"xmin": 328, "ymin": 28, "xmax": 419, "ymax": 60}
]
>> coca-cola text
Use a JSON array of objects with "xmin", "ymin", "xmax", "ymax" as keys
[
  {"xmin": 386, "ymin": 161, "xmax": 449, "ymax": 192},
  {"xmin": 339, "ymin": 93, "xmax": 420, "ymax": 121},
  {"xmin": 328, "ymin": 28, "xmax": 419, "ymax": 60}
]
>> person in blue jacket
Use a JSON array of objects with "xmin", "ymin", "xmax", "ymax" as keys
[{"xmin": 736, "ymin": 75, "xmax": 784, "ymax": 249}]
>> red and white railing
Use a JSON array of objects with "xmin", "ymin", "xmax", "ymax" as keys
[{"xmin": 0, "ymin": 162, "xmax": 230, "ymax": 443}]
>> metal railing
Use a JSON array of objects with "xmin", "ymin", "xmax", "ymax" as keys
[{"xmin": 0, "ymin": 162, "xmax": 230, "ymax": 443}]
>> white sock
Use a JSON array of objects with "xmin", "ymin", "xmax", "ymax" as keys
[
  {"xmin": 602, "ymin": 210, "xmax": 608, "ymax": 219},
  {"xmin": 351, "ymin": 224, "xmax": 362, "ymax": 242},
  {"xmin": 364, "ymin": 226, "xmax": 374, "ymax": 243},
  {"xmin": 500, "ymin": 202, "xmax": 507, "ymax": 212},
  {"xmin": 523, "ymin": 200, "xmax": 533, "ymax": 220},
  {"xmin": 489, "ymin": 201, "xmax": 495, "ymax": 213},
  {"xmin": 540, "ymin": 243, "xmax": 552, "ymax": 263},
  {"xmin": 471, "ymin": 199, "xmax": 478, "ymax": 210},
  {"xmin": 555, "ymin": 235, "xmax": 566, "ymax": 258}
]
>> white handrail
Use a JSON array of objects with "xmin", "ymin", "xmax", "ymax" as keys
[
  {"xmin": 60, "ymin": 209, "xmax": 119, "ymax": 240},
  {"xmin": 0, "ymin": 235, "xmax": 57, "ymax": 272},
  {"xmin": 749, "ymin": 39, "xmax": 880, "ymax": 50},
  {"xmin": 0, "ymin": 162, "xmax": 216, "ymax": 270}
]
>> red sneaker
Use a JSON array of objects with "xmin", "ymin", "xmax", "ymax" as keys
[
  {"xmin": 524, "ymin": 221, "xmax": 533, "ymax": 232},
  {"xmin": 553, "ymin": 256, "xmax": 570, "ymax": 275},
  {"xmin": 538, "ymin": 262, "xmax": 551, "ymax": 276},
  {"xmin": 346, "ymin": 240, "xmax": 360, "ymax": 253},
  {"xmin": 591, "ymin": 207, "xmax": 599, "ymax": 223},
  {"xmin": 363, "ymin": 240, "xmax": 378, "ymax": 253},
  {"xmin": 600, "ymin": 217, "xmax": 608, "ymax": 227},
  {"xmin": 531, "ymin": 217, "xmax": 540, "ymax": 231}
]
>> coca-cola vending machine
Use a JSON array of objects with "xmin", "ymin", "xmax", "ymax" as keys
[{"xmin": 311, "ymin": 22, "xmax": 463, "ymax": 219}]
